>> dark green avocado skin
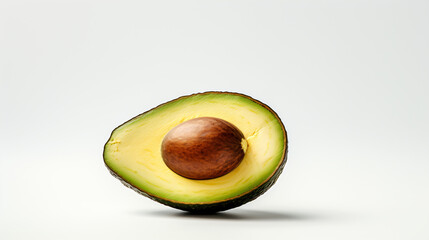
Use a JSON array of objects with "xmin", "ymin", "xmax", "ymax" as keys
[{"xmin": 103, "ymin": 91, "xmax": 288, "ymax": 213}]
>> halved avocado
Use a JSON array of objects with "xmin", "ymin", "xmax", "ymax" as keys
[{"xmin": 103, "ymin": 92, "xmax": 288, "ymax": 212}]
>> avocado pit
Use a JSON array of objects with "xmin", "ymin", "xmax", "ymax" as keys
[{"xmin": 161, "ymin": 117, "xmax": 247, "ymax": 180}]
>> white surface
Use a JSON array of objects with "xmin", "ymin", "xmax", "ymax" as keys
[{"xmin": 1, "ymin": 0, "xmax": 429, "ymax": 239}]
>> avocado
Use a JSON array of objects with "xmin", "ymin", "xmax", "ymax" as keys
[{"xmin": 103, "ymin": 92, "xmax": 288, "ymax": 212}]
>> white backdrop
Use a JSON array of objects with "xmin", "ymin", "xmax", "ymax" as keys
[{"xmin": 1, "ymin": 0, "xmax": 428, "ymax": 239}]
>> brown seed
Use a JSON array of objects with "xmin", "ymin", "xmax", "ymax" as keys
[{"xmin": 161, "ymin": 117, "xmax": 247, "ymax": 180}]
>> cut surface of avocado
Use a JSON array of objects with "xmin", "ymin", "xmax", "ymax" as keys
[{"xmin": 104, "ymin": 92, "xmax": 287, "ymax": 208}]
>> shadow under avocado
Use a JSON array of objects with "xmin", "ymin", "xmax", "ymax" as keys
[{"xmin": 134, "ymin": 209, "xmax": 326, "ymax": 221}]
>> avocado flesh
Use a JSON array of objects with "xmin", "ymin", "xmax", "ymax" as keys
[{"xmin": 104, "ymin": 92, "xmax": 286, "ymax": 204}]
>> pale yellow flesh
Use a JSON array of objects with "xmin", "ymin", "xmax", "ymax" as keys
[{"xmin": 104, "ymin": 93, "xmax": 285, "ymax": 203}]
